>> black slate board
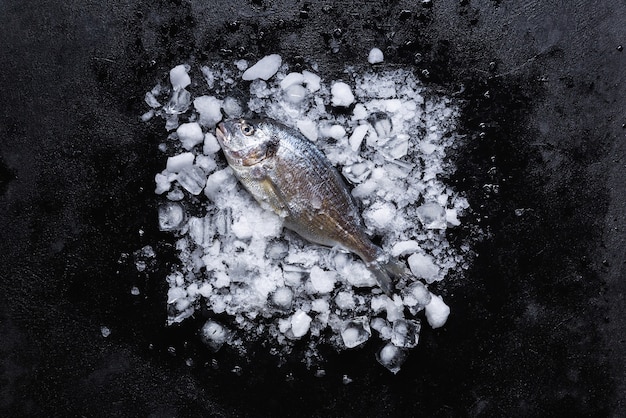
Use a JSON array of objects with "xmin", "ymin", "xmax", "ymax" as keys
[{"xmin": 1, "ymin": 0, "xmax": 625, "ymax": 416}]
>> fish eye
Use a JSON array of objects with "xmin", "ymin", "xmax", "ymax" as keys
[{"xmin": 241, "ymin": 122, "xmax": 255, "ymax": 136}]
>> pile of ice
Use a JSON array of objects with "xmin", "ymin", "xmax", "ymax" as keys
[{"xmin": 141, "ymin": 50, "xmax": 470, "ymax": 374}]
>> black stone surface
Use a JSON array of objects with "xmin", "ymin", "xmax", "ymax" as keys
[{"xmin": 1, "ymin": 0, "xmax": 625, "ymax": 416}]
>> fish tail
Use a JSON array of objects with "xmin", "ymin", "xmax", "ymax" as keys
[{"xmin": 366, "ymin": 256, "xmax": 409, "ymax": 297}]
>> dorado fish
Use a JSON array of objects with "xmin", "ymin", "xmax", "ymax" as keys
[{"xmin": 215, "ymin": 118, "xmax": 410, "ymax": 296}]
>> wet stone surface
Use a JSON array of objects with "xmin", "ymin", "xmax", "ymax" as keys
[{"xmin": 1, "ymin": 0, "xmax": 625, "ymax": 416}]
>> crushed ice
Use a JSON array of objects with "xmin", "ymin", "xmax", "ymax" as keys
[{"xmin": 142, "ymin": 54, "xmax": 471, "ymax": 374}]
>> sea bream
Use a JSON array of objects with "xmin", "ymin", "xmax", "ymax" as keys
[{"xmin": 215, "ymin": 118, "xmax": 411, "ymax": 296}]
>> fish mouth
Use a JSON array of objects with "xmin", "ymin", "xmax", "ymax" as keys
[{"xmin": 215, "ymin": 122, "xmax": 227, "ymax": 144}]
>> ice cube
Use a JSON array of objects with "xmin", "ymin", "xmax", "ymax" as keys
[
  {"xmin": 203, "ymin": 132, "xmax": 221, "ymax": 155},
  {"xmin": 158, "ymin": 202, "xmax": 185, "ymax": 231},
  {"xmin": 280, "ymin": 72, "xmax": 305, "ymax": 90},
  {"xmin": 349, "ymin": 124, "xmax": 369, "ymax": 151},
  {"xmin": 368, "ymin": 47, "xmax": 384, "ymax": 64},
  {"xmin": 331, "ymin": 81, "xmax": 355, "ymax": 107},
  {"xmin": 155, "ymin": 172, "xmax": 172, "ymax": 195},
  {"xmin": 290, "ymin": 310, "xmax": 312, "ymax": 338},
  {"xmin": 402, "ymin": 281, "xmax": 432, "ymax": 314},
  {"xmin": 164, "ymin": 88, "xmax": 191, "ymax": 115},
  {"xmin": 242, "ymin": 54, "xmax": 282, "ymax": 81},
  {"xmin": 376, "ymin": 343, "xmax": 408, "ymax": 374},
  {"xmin": 297, "ymin": 120, "xmax": 318, "ymax": 142},
  {"xmin": 302, "ymin": 70, "xmax": 321, "ymax": 92},
  {"xmin": 390, "ymin": 319, "xmax": 421, "ymax": 348},
  {"xmin": 407, "ymin": 253, "xmax": 440, "ymax": 282},
  {"xmin": 335, "ymin": 291, "xmax": 356, "ymax": 310},
  {"xmin": 364, "ymin": 201, "xmax": 396, "ymax": 230},
  {"xmin": 284, "ymin": 84, "xmax": 307, "ymax": 104},
  {"xmin": 425, "ymin": 293, "xmax": 450, "ymax": 329},
  {"xmin": 340, "ymin": 316, "xmax": 371, "ymax": 348},
  {"xmin": 380, "ymin": 134, "xmax": 410, "ymax": 159},
  {"xmin": 169, "ymin": 64, "xmax": 191, "ymax": 89},
  {"xmin": 222, "ymin": 96, "xmax": 242, "ymax": 118},
  {"xmin": 445, "ymin": 208, "xmax": 461, "ymax": 226},
  {"xmin": 166, "ymin": 152, "xmax": 194, "ymax": 173},
  {"xmin": 177, "ymin": 122, "xmax": 204, "ymax": 150},
  {"xmin": 416, "ymin": 202, "xmax": 447, "ymax": 229},
  {"xmin": 194, "ymin": 96, "xmax": 223, "ymax": 127},
  {"xmin": 200, "ymin": 320, "xmax": 230, "ymax": 351},
  {"xmin": 368, "ymin": 111, "xmax": 392, "ymax": 138},
  {"xmin": 271, "ymin": 287, "xmax": 294, "ymax": 309},
  {"xmin": 342, "ymin": 162, "xmax": 372, "ymax": 184},
  {"xmin": 309, "ymin": 266, "xmax": 336, "ymax": 294},
  {"xmin": 390, "ymin": 240, "xmax": 421, "ymax": 257},
  {"xmin": 144, "ymin": 91, "xmax": 161, "ymax": 108},
  {"xmin": 176, "ymin": 165, "xmax": 206, "ymax": 195},
  {"xmin": 204, "ymin": 168, "xmax": 237, "ymax": 202}
]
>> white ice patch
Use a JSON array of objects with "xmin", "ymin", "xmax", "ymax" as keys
[
  {"xmin": 242, "ymin": 54, "xmax": 282, "ymax": 81},
  {"xmin": 331, "ymin": 81, "xmax": 355, "ymax": 107},
  {"xmin": 144, "ymin": 57, "xmax": 471, "ymax": 373},
  {"xmin": 368, "ymin": 48, "xmax": 384, "ymax": 64}
]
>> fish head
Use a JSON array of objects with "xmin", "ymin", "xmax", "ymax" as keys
[{"xmin": 216, "ymin": 118, "xmax": 278, "ymax": 166}]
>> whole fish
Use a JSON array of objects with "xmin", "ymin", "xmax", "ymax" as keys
[{"xmin": 215, "ymin": 118, "xmax": 410, "ymax": 296}]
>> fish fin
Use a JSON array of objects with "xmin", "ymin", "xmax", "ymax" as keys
[{"xmin": 367, "ymin": 257, "xmax": 411, "ymax": 297}]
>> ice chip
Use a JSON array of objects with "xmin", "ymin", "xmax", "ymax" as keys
[
  {"xmin": 341, "ymin": 316, "xmax": 371, "ymax": 348},
  {"xmin": 166, "ymin": 152, "xmax": 194, "ymax": 173},
  {"xmin": 425, "ymin": 293, "xmax": 450, "ymax": 329},
  {"xmin": 390, "ymin": 319, "xmax": 421, "ymax": 348},
  {"xmin": 368, "ymin": 47, "xmax": 384, "ymax": 64},
  {"xmin": 402, "ymin": 281, "xmax": 432, "ymax": 314},
  {"xmin": 169, "ymin": 64, "xmax": 191, "ymax": 89},
  {"xmin": 391, "ymin": 240, "xmax": 421, "ymax": 257},
  {"xmin": 309, "ymin": 266, "xmax": 336, "ymax": 293},
  {"xmin": 101, "ymin": 326, "xmax": 111, "ymax": 338},
  {"xmin": 176, "ymin": 122, "xmax": 204, "ymax": 150},
  {"xmin": 222, "ymin": 96, "xmax": 242, "ymax": 118},
  {"xmin": 194, "ymin": 96, "xmax": 223, "ymax": 127},
  {"xmin": 416, "ymin": 202, "xmax": 447, "ymax": 229},
  {"xmin": 407, "ymin": 253, "xmax": 439, "ymax": 282},
  {"xmin": 271, "ymin": 287, "xmax": 294, "ymax": 309},
  {"xmin": 331, "ymin": 81, "xmax": 354, "ymax": 107},
  {"xmin": 144, "ymin": 91, "xmax": 161, "ymax": 108},
  {"xmin": 203, "ymin": 132, "xmax": 221, "ymax": 155},
  {"xmin": 176, "ymin": 165, "xmax": 206, "ymax": 195},
  {"xmin": 376, "ymin": 343, "xmax": 408, "ymax": 374},
  {"xmin": 349, "ymin": 124, "xmax": 369, "ymax": 152},
  {"xmin": 284, "ymin": 84, "xmax": 307, "ymax": 104},
  {"xmin": 242, "ymin": 54, "xmax": 282, "ymax": 81},
  {"xmin": 290, "ymin": 310, "xmax": 312, "ymax": 338},
  {"xmin": 297, "ymin": 120, "xmax": 318, "ymax": 142},
  {"xmin": 302, "ymin": 70, "xmax": 321, "ymax": 92},
  {"xmin": 158, "ymin": 202, "xmax": 185, "ymax": 231},
  {"xmin": 280, "ymin": 72, "xmax": 305, "ymax": 90},
  {"xmin": 368, "ymin": 111, "xmax": 393, "ymax": 139},
  {"xmin": 164, "ymin": 88, "xmax": 191, "ymax": 115},
  {"xmin": 342, "ymin": 162, "xmax": 372, "ymax": 184},
  {"xmin": 201, "ymin": 320, "xmax": 230, "ymax": 351},
  {"xmin": 380, "ymin": 134, "xmax": 410, "ymax": 159}
]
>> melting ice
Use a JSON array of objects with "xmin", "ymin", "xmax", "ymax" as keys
[{"xmin": 144, "ymin": 53, "xmax": 471, "ymax": 374}]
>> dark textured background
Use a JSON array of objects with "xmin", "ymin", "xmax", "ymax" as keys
[{"xmin": 1, "ymin": 0, "xmax": 625, "ymax": 416}]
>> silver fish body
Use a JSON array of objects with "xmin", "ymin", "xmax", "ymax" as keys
[{"xmin": 215, "ymin": 118, "xmax": 407, "ymax": 295}]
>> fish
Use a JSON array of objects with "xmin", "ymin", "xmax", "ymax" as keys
[{"xmin": 215, "ymin": 118, "xmax": 411, "ymax": 296}]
